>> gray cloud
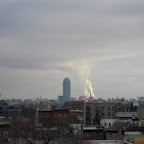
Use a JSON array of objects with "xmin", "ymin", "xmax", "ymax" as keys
[{"xmin": 0, "ymin": 0, "xmax": 144, "ymax": 99}]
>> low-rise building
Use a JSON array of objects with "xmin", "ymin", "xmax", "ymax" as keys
[
  {"xmin": 124, "ymin": 131, "xmax": 144, "ymax": 144},
  {"xmin": 100, "ymin": 119, "xmax": 117, "ymax": 128},
  {"xmin": 106, "ymin": 122, "xmax": 124, "ymax": 140},
  {"xmin": 0, "ymin": 106, "xmax": 21, "ymax": 117},
  {"xmin": 116, "ymin": 112, "xmax": 137, "ymax": 120},
  {"xmin": 32, "ymin": 102, "xmax": 51, "ymax": 110},
  {"xmin": 82, "ymin": 126, "xmax": 105, "ymax": 140},
  {"xmin": 0, "ymin": 123, "xmax": 10, "ymax": 143},
  {"xmin": 64, "ymin": 100, "xmax": 85, "ymax": 111},
  {"xmin": 129, "ymin": 119, "xmax": 144, "ymax": 127},
  {"xmin": 38, "ymin": 109, "xmax": 84, "ymax": 124},
  {"xmin": 58, "ymin": 96, "xmax": 64, "ymax": 103}
]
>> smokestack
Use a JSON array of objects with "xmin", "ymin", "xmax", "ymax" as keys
[{"xmin": 90, "ymin": 92, "xmax": 91, "ymax": 97}]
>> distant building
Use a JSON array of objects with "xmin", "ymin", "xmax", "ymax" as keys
[
  {"xmin": 138, "ymin": 97, "xmax": 144, "ymax": 108},
  {"xmin": 38, "ymin": 109, "xmax": 83, "ymax": 123},
  {"xmin": 100, "ymin": 119, "xmax": 117, "ymax": 128},
  {"xmin": 0, "ymin": 106, "xmax": 21, "ymax": 117},
  {"xmin": 58, "ymin": 96, "xmax": 64, "ymax": 103},
  {"xmin": 70, "ymin": 97, "xmax": 77, "ymax": 101},
  {"xmin": 32, "ymin": 102, "xmax": 51, "ymax": 110},
  {"xmin": 130, "ymin": 119, "xmax": 144, "ymax": 127},
  {"xmin": 116, "ymin": 112, "xmax": 137, "ymax": 120},
  {"xmin": 82, "ymin": 126, "xmax": 105, "ymax": 140},
  {"xmin": 79, "ymin": 96, "xmax": 87, "ymax": 101},
  {"xmin": 106, "ymin": 122, "xmax": 124, "ymax": 140},
  {"xmin": 64, "ymin": 100, "xmax": 85, "ymax": 111},
  {"xmin": 63, "ymin": 78, "xmax": 71, "ymax": 102},
  {"xmin": 84, "ymin": 102, "xmax": 116, "ymax": 126},
  {"xmin": 22, "ymin": 99, "xmax": 35, "ymax": 107},
  {"xmin": 137, "ymin": 107, "xmax": 144, "ymax": 119},
  {"xmin": 0, "ymin": 100, "xmax": 8, "ymax": 107},
  {"xmin": 0, "ymin": 123, "xmax": 10, "ymax": 143}
]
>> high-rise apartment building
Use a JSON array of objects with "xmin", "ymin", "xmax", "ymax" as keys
[{"xmin": 63, "ymin": 78, "xmax": 71, "ymax": 102}]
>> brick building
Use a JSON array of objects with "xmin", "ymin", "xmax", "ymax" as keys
[
  {"xmin": 0, "ymin": 123, "xmax": 10, "ymax": 143},
  {"xmin": 64, "ymin": 100, "xmax": 85, "ymax": 111},
  {"xmin": 38, "ymin": 109, "xmax": 84, "ymax": 123},
  {"xmin": 83, "ymin": 126, "xmax": 105, "ymax": 140}
]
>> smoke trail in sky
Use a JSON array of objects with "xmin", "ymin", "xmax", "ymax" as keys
[
  {"xmin": 57, "ymin": 53, "xmax": 137, "ymax": 97},
  {"xmin": 76, "ymin": 64, "xmax": 95, "ymax": 97},
  {"xmin": 60, "ymin": 60, "xmax": 95, "ymax": 97}
]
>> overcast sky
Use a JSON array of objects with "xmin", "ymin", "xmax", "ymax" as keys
[{"xmin": 0, "ymin": 0, "xmax": 144, "ymax": 100}]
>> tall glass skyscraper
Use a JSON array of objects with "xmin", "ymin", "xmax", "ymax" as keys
[{"xmin": 63, "ymin": 78, "xmax": 71, "ymax": 102}]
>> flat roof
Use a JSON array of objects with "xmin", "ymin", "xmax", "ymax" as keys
[{"xmin": 124, "ymin": 131, "xmax": 143, "ymax": 136}]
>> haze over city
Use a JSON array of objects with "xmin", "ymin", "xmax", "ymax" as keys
[{"xmin": 0, "ymin": 0, "xmax": 144, "ymax": 99}]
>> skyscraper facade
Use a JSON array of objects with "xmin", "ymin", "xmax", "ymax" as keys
[{"xmin": 63, "ymin": 78, "xmax": 71, "ymax": 102}]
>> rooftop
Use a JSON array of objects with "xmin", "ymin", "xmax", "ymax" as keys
[
  {"xmin": 106, "ymin": 122, "xmax": 124, "ymax": 131},
  {"xmin": 124, "ymin": 131, "xmax": 144, "ymax": 136},
  {"xmin": 83, "ymin": 126, "xmax": 103, "ymax": 130},
  {"xmin": 83, "ymin": 140, "xmax": 132, "ymax": 144}
]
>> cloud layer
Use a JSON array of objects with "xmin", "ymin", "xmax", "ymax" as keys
[{"xmin": 0, "ymin": 0, "xmax": 144, "ymax": 99}]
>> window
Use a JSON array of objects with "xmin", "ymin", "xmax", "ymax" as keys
[
  {"xmin": 108, "ymin": 112, "xmax": 111, "ymax": 116},
  {"xmin": 11, "ymin": 131, "xmax": 17, "ymax": 137},
  {"xmin": 101, "ymin": 113, "xmax": 104, "ymax": 116},
  {"xmin": 86, "ymin": 106, "xmax": 90, "ymax": 111},
  {"xmin": 55, "ymin": 114, "xmax": 57, "ymax": 118},
  {"xmin": 67, "ymin": 114, "xmax": 69, "ymax": 118},
  {"xmin": 127, "ymin": 137, "xmax": 130, "ymax": 142},
  {"xmin": 108, "ymin": 107, "xmax": 110, "ymax": 110},
  {"xmin": 29, "ymin": 131, "xmax": 32, "ymax": 137},
  {"xmin": 59, "ymin": 114, "xmax": 61, "ymax": 118},
  {"xmin": 105, "ymin": 123, "xmax": 107, "ymax": 126},
  {"xmin": 62, "ymin": 114, "xmax": 65, "ymax": 118},
  {"xmin": 109, "ymin": 133, "xmax": 113, "ymax": 137},
  {"xmin": 109, "ymin": 123, "xmax": 111, "ymax": 126},
  {"xmin": 98, "ymin": 132, "xmax": 102, "ymax": 137},
  {"xmin": 86, "ymin": 117, "xmax": 90, "ymax": 121},
  {"xmin": 96, "ymin": 107, "xmax": 99, "ymax": 110},
  {"xmin": 131, "ymin": 138, "xmax": 134, "ymax": 143},
  {"xmin": 85, "ymin": 133, "xmax": 88, "ymax": 138},
  {"xmin": 22, "ymin": 131, "xmax": 25, "ymax": 136},
  {"xmin": 101, "ymin": 107, "xmax": 104, "ymax": 110},
  {"xmin": 112, "ymin": 112, "xmax": 115, "ymax": 116},
  {"xmin": 91, "ymin": 133, "xmax": 95, "ymax": 137},
  {"xmin": 4, "ymin": 131, "xmax": 8, "ymax": 137}
]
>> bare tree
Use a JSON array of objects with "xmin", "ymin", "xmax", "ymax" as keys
[{"xmin": 9, "ymin": 107, "xmax": 86, "ymax": 144}]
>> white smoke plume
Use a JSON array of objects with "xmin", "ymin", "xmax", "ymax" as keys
[
  {"xmin": 60, "ymin": 60, "xmax": 95, "ymax": 97},
  {"xmin": 56, "ymin": 53, "xmax": 137, "ymax": 97}
]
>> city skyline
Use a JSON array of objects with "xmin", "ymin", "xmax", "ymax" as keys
[{"xmin": 0, "ymin": 0, "xmax": 144, "ymax": 99}]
